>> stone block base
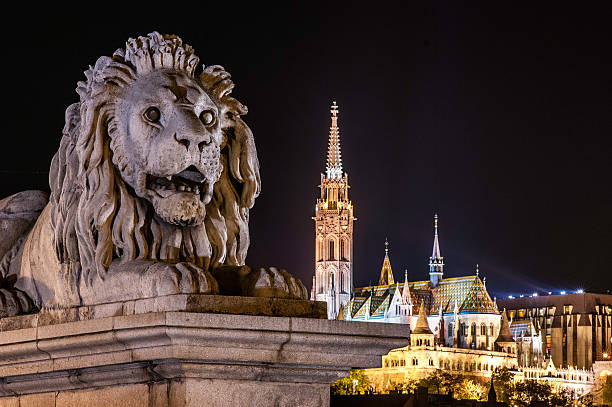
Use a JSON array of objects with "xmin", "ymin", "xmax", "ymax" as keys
[
  {"xmin": 0, "ymin": 379, "xmax": 329, "ymax": 407},
  {"xmin": 0, "ymin": 296, "xmax": 409, "ymax": 406}
]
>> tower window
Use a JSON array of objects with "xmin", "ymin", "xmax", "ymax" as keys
[
  {"xmin": 331, "ymin": 273, "xmax": 335, "ymax": 290},
  {"xmin": 340, "ymin": 272, "xmax": 344, "ymax": 293},
  {"xmin": 340, "ymin": 239, "xmax": 345, "ymax": 259},
  {"xmin": 329, "ymin": 240, "xmax": 335, "ymax": 260}
]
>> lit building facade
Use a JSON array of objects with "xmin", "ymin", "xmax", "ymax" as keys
[
  {"xmin": 364, "ymin": 301, "xmax": 518, "ymax": 392},
  {"xmin": 498, "ymin": 292, "xmax": 612, "ymax": 370},
  {"xmin": 343, "ymin": 216, "xmax": 503, "ymax": 353},
  {"xmin": 311, "ymin": 102, "xmax": 355, "ymax": 319}
]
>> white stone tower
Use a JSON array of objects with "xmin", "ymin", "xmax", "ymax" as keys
[
  {"xmin": 311, "ymin": 102, "xmax": 356, "ymax": 319},
  {"xmin": 429, "ymin": 214, "xmax": 444, "ymax": 288}
]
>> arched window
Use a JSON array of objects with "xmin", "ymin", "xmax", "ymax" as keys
[
  {"xmin": 330, "ymin": 273, "xmax": 335, "ymax": 290},
  {"xmin": 329, "ymin": 240, "xmax": 335, "ymax": 260},
  {"xmin": 340, "ymin": 239, "xmax": 345, "ymax": 259},
  {"xmin": 471, "ymin": 323, "xmax": 476, "ymax": 335},
  {"xmin": 318, "ymin": 239, "xmax": 324, "ymax": 261},
  {"xmin": 489, "ymin": 323, "xmax": 495, "ymax": 336},
  {"xmin": 448, "ymin": 323, "xmax": 453, "ymax": 334},
  {"xmin": 340, "ymin": 272, "xmax": 344, "ymax": 293},
  {"xmin": 481, "ymin": 323, "xmax": 486, "ymax": 335},
  {"xmin": 428, "ymin": 358, "xmax": 434, "ymax": 366}
]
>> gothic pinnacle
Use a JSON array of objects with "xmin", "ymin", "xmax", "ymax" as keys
[{"xmin": 326, "ymin": 101, "xmax": 343, "ymax": 179}]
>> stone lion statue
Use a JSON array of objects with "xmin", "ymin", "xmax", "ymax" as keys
[{"xmin": 0, "ymin": 32, "xmax": 306, "ymax": 317}]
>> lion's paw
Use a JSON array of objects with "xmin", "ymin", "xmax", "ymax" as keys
[
  {"xmin": 175, "ymin": 262, "xmax": 219, "ymax": 294},
  {"xmin": 140, "ymin": 261, "xmax": 219, "ymax": 297},
  {"xmin": 0, "ymin": 288, "xmax": 35, "ymax": 317},
  {"xmin": 241, "ymin": 267, "xmax": 307, "ymax": 300}
]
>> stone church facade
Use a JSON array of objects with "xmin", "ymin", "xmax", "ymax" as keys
[
  {"xmin": 342, "ymin": 215, "xmax": 503, "ymax": 353},
  {"xmin": 311, "ymin": 102, "xmax": 356, "ymax": 319}
]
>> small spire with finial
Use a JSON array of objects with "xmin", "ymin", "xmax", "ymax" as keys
[
  {"xmin": 476, "ymin": 263, "xmax": 479, "ymax": 278},
  {"xmin": 326, "ymin": 101, "xmax": 342, "ymax": 179},
  {"xmin": 385, "ymin": 238, "xmax": 389, "ymax": 255}
]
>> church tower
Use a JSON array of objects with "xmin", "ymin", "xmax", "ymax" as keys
[
  {"xmin": 311, "ymin": 102, "xmax": 356, "ymax": 319},
  {"xmin": 429, "ymin": 214, "xmax": 444, "ymax": 288}
]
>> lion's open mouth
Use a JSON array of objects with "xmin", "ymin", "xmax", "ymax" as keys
[{"xmin": 146, "ymin": 166, "xmax": 213, "ymax": 201}]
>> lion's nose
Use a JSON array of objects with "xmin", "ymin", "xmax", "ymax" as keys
[{"xmin": 174, "ymin": 132, "xmax": 212, "ymax": 152}]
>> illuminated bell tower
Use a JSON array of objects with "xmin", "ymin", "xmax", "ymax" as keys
[
  {"xmin": 429, "ymin": 214, "xmax": 444, "ymax": 288},
  {"xmin": 311, "ymin": 102, "xmax": 355, "ymax": 319}
]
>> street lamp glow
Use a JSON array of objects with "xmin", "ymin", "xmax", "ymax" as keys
[
  {"xmin": 532, "ymin": 293, "xmax": 538, "ymax": 297},
  {"xmin": 560, "ymin": 291, "xmax": 566, "ymax": 295},
  {"xmin": 576, "ymin": 289, "xmax": 584, "ymax": 294}
]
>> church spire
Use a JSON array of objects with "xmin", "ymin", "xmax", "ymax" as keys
[
  {"xmin": 429, "ymin": 213, "xmax": 444, "ymax": 288},
  {"xmin": 326, "ymin": 101, "xmax": 343, "ymax": 179},
  {"xmin": 378, "ymin": 238, "xmax": 395, "ymax": 285},
  {"xmin": 432, "ymin": 213, "xmax": 441, "ymax": 259},
  {"xmin": 401, "ymin": 270, "xmax": 412, "ymax": 305}
]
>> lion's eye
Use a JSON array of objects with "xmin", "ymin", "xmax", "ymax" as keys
[
  {"xmin": 200, "ymin": 110, "xmax": 215, "ymax": 126},
  {"xmin": 144, "ymin": 107, "xmax": 161, "ymax": 123}
]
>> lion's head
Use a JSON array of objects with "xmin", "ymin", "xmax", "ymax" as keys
[{"xmin": 49, "ymin": 32, "xmax": 261, "ymax": 283}]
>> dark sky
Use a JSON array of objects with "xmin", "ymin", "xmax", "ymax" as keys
[{"xmin": 3, "ymin": 3, "xmax": 610, "ymax": 298}]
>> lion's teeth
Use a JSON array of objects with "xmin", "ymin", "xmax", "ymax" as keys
[
  {"xmin": 178, "ymin": 185, "xmax": 185, "ymax": 191},
  {"xmin": 166, "ymin": 176, "xmax": 172, "ymax": 181},
  {"xmin": 185, "ymin": 186, "xmax": 191, "ymax": 192}
]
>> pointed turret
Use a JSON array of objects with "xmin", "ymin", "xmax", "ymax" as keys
[
  {"xmin": 487, "ymin": 378, "xmax": 497, "ymax": 405},
  {"xmin": 495, "ymin": 309, "xmax": 517, "ymax": 354},
  {"xmin": 412, "ymin": 302, "xmax": 433, "ymax": 335},
  {"xmin": 326, "ymin": 101, "xmax": 343, "ymax": 179},
  {"xmin": 429, "ymin": 214, "xmax": 444, "ymax": 288},
  {"xmin": 378, "ymin": 239, "xmax": 395, "ymax": 285},
  {"xmin": 401, "ymin": 270, "xmax": 412, "ymax": 305},
  {"xmin": 411, "ymin": 302, "xmax": 435, "ymax": 347}
]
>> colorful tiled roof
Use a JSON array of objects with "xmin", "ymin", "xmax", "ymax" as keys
[{"xmin": 348, "ymin": 274, "xmax": 498, "ymax": 319}]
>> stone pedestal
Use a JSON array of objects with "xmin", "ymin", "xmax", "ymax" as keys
[{"xmin": 0, "ymin": 295, "xmax": 408, "ymax": 406}]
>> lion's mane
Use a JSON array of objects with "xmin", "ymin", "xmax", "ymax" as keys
[{"xmin": 49, "ymin": 32, "xmax": 261, "ymax": 285}]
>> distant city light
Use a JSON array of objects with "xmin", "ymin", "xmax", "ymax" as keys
[
  {"xmin": 519, "ymin": 295, "xmax": 524, "ymax": 298},
  {"xmin": 532, "ymin": 293, "xmax": 538, "ymax": 297},
  {"xmin": 576, "ymin": 289, "xmax": 584, "ymax": 294},
  {"xmin": 508, "ymin": 295, "xmax": 514, "ymax": 299},
  {"xmin": 560, "ymin": 291, "xmax": 566, "ymax": 295},
  {"xmin": 548, "ymin": 292, "xmax": 552, "ymax": 295}
]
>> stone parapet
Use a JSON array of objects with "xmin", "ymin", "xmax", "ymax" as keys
[{"xmin": 0, "ymin": 296, "xmax": 408, "ymax": 406}]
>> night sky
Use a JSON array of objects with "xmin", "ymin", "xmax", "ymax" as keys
[{"xmin": 3, "ymin": 4, "xmax": 610, "ymax": 298}]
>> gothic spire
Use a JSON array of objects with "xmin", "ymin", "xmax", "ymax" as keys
[
  {"xmin": 378, "ymin": 238, "xmax": 395, "ymax": 285},
  {"xmin": 326, "ymin": 101, "xmax": 343, "ymax": 179},
  {"xmin": 401, "ymin": 269, "xmax": 412, "ymax": 305},
  {"xmin": 432, "ymin": 213, "xmax": 441, "ymax": 259},
  {"xmin": 429, "ymin": 214, "xmax": 444, "ymax": 287}
]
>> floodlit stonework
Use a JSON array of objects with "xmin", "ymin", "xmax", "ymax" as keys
[
  {"xmin": 311, "ymin": 102, "xmax": 355, "ymax": 319},
  {"xmin": 498, "ymin": 292, "xmax": 612, "ymax": 370}
]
